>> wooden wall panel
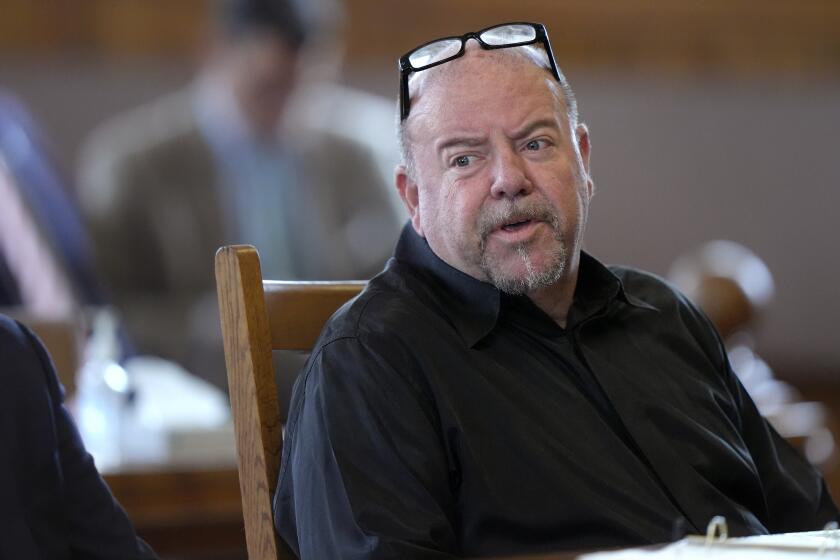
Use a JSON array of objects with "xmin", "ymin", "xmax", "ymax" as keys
[
  {"xmin": 1, "ymin": 0, "xmax": 839, "ymax": 74},
  {"xmin": 343, "ymin": 0, "xmax": 840, "ymax": 74},
  {"xmin": 0, "ymin": 0, "xmax": 206, "ymax": 56}
]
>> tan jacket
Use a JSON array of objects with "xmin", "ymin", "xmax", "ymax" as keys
[{"xmin": 78, "ymin": 90, "xmax": 401, "ymax": 388}]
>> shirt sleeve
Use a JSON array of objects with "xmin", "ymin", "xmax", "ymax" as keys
[
  {"xmin": 275, "ymin": 334, "xmax": 459, "ymax": 560},
  {"xmin": 683, "ymin": 303, "xmax": 840, "ymax": 532},
  {"xmin": 723, "ymin": 352, "xmax": 839, "ymax": 532}
]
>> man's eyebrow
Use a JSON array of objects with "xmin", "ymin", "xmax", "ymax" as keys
[
  {"xmin": 512, "ymin": 118, "xmax": 561, "ymax": 140},
  {"xmin": 436, "ymin": 136, "xmax": 486, "ymax": 153}
]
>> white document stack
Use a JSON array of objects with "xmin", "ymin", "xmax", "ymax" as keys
[{"xmin": 581, "ymin": 530, "xmax": 840, "ymax": 560}]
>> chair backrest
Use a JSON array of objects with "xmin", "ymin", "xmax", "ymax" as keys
[{"xmin": 215, "ymin": 245, "xmax": 364, "ymax": 560}]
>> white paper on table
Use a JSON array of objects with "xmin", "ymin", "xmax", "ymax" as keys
[
  {"xmin": 118, "ymin": 356, "xmax": 235, "ymax": 466},
  {"xmin": 580, "ymin": 530, "xmax": 840, "ymax": 560}
]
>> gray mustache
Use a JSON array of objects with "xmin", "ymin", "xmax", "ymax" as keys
[{"xmin": 477, "ymin": 200, "xmax": 558, "ymax": 239}]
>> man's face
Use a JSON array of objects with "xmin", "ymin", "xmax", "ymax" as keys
[
  {"xmin": 224, "ymin": 33, "xmax": 298, "ymax": 140},
  {"xmin": 397, "ymin": 47, "xmax": 593, "ymax": 294}
]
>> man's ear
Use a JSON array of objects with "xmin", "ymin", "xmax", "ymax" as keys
[
  {"xmin": 395, "ymin": 165, "xmax": 424, "ymax": 236},
  {"xmin": 575, "ymin": 123, "xmax": 594, "ymax": 200}
]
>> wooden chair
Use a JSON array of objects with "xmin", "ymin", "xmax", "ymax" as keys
[{"xmin": 215, "ymin": 245, "xmax": 365, "ymax": 560}]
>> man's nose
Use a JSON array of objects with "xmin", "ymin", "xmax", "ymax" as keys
[{"xmin": 490, "ymin": 147, "xmax": 532, "ymax": 200}]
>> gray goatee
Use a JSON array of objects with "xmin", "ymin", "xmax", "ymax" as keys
[{"xmin": 477, "ymin": 200, "xmax": 567, "ymax": 295}]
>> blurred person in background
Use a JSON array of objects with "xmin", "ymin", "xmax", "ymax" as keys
[
  {"xmin": 0, "ymin": 90, "xmax": 110, "ymax": 320},
  {"xmin": 0, "ymin": 313, "xmax": 156, "ymax": 559},
  {"xmin": 0, "ymin": 90, "xmax": 132, "ymax": 395},
  {"xmin": 77, "ymin": 0, "xmax": 401, "ymax": 391}
]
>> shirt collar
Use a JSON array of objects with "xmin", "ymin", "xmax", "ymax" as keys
[
  {"xmin": 392, "ymin": 224, "xmax": 654, "ymax": 347},
  {"xmin": 570, "ymin": 251, "xmax": 658, "ymax": 322},
  {"xmin": 393, "ymin": 224, "xmax": 502, "ymax": 347}
]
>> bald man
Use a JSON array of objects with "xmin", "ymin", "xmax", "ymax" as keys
[{"xmin": 274, "ymin": 23, "xmax": 837, "ymax": 559}]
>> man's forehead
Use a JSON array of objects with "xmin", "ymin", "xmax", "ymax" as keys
[
  {"xmin": 408, "ymin": 46, "xmax": 544, "ymax": 100},
  {"xmin": 406, "ymin": 49, "xmax": 565, "ymax": 138}
]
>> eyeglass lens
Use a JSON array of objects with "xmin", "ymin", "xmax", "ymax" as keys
[
  {"xmin": 407, "ymin": 24, "xmax": 538, "ymax": 69},
  {"xmin": 408, "ymin": 39, "xmax": 462, "ymax": 68},
  {"xmin": 480, "ymin": 24, "xmax": 536, "ymax": 46}
]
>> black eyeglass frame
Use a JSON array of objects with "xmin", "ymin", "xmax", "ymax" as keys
[{"xmin": 398, "ymin": 22, "xmax": 561, "ymax": 121}]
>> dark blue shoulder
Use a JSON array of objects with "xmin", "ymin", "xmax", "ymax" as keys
[
  {"xmin": 0, "ymin": 314, "xmax": 60, "ymax": 401},
  {"xmin": 0, "ymin": 314, "xmax": 30, "ymax": 348}
]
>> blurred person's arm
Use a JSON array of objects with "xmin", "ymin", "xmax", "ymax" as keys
[{"xmin": 0, "ymin": 315, "xmax": 157, "ymax": 558}]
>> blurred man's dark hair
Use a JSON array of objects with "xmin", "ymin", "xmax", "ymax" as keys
[{"xmin": 215, "ymin": 0, "xmax": 309, "ymax": 49}]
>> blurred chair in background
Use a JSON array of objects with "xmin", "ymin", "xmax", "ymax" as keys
[
  {"xmin": 77, "ymin": 0, "xmax": 402, "ymax": 391},
  {"xmin": 668, "ymin": 240, "xmax": 835, "ymax": 467}
]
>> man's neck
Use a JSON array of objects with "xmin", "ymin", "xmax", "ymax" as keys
[{"xmin": 526, "ymin": 266, "xmax": 580, "ymax": 329}]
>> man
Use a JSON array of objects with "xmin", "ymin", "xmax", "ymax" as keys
[
  {"xmin": 275, "ymin": 23, "xmax": 837, "ymax": 558},
  {"xmin": 0, "ymin": 314, "xmax": 156, "ymax": 558},
  {"xmin": 78, "ymin": 0, "xmax": 400, "ymax": 390}
]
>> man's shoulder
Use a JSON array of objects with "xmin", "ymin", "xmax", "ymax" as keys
[
  {"xmin": 291, "ymin": 265, "xmax": 444, "ymax": 419},
  {"xmin": 0, "ymin": 314, "xmax": 28, "ymax": 352},
  {"xmin": 78, "ymin": 90, "xmax": 212, "ymax": 214},
  {"xmin": 79, "ymin": 90, "xmax": 204, "ymax": 183},
  {"xmin": 85, "ymin": 90, "xmax": 197, "ymax": 158},
  {"xmin": 317, "ymin": 264, "xmax": 426, "ymax": 345},
  {"xmin": 291, "ymin": 123, "xmax": 386, "ymax": 192},
  {"xmin": 608, "ymin": 264, "xmax": 688, "ymax": 311},
  {"xmin": 311, "ymin": 259, "xmax": 457, "ymax": 360},
  {"xmin": 285, "ymin": 81, "xmax": 396, "ymax": 170},
  {"xmin": 0, "ymin": 315, "xmax": 56, "ymax": 408},
  {"xmin": 0, "ymin": 315, "xmax": 46, "ymax": 363},
  {"xmin": 607, "ymin": 263, "xmax": 726, "ymax": 360}
]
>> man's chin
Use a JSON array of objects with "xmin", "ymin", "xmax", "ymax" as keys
[
  {"xmin": 481, "ymin": 244, "xmax": 568, "ymax": 294},
  {"xmin": 484, "ymin": 261, "xmax": 562, "ymax": 295}
]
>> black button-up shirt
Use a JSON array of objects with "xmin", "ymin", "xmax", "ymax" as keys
[{"xmin": 275, "ymin": 225, "xmax": 837, "ymax": 559}]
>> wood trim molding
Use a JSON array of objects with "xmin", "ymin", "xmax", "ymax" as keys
[
  {"xmin": 344, "ymin": 0, "xmax": 840, "ymax": 75},
  {"xmin": 0, "ymin": 0, "xmax": 205, "ymax": 57},
  {"xmin": 1, "ymin": 0, "xmax": 839, "ymax": 75}
]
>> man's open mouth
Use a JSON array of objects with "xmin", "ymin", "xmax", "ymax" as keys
[{"xmin": 501, "ymin": 219, "xmax": 533, "ymax": 232}]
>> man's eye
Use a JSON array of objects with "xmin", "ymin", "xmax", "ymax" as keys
[
  {"xmin": 453, "ymin": 155, "xmax": 473, "ymax": 167},
  {"xmin": 525, "ymin": 139, "xmax": 545, "ymax": 151}
]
